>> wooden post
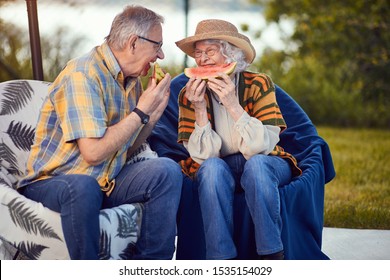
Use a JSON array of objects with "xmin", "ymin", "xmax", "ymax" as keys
[
  {"xmin": 184, "ymin": 0, "xmax": 189, "ymax": 68},
  {"xmin": 26, "ymin": 0, "xmax": 44, "ymax": 80}
]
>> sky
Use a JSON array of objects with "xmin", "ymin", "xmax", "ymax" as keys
[{"xmin": 0, "ymin": 0, "xmax": 293, "ymax": 66}]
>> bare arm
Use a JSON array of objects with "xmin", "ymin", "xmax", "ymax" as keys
[{"xmin": 77, "ymin": 73, "xmax": 171, "ymax": 165}]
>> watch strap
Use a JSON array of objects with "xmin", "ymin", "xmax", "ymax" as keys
[{"xmin": 133, "ymin": 107, "xmax": 149, "ymax": 124}]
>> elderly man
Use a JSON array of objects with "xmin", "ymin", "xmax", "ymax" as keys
[{"xmin": 19, "ymin": 5, "xmax": 182, "ymax": 260}]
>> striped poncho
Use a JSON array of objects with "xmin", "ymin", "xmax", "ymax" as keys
[{"xmin": 178, "ymin": 71, "xmax": 302, "ymax": 179}]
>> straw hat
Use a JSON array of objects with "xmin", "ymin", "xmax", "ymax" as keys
[{"xmin": 175, "ymin": 19, "xmax": 256, "ymax": 63}]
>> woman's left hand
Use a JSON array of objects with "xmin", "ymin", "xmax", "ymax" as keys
[
  {"xmin": 208, "ymin": 72, "xmax": 244, "ymax": 121},
  {"xmin": 208, "ymin": 73, "xmax": 237, "ymax": 108}
]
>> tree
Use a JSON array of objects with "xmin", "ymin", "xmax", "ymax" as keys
[
  {"xmin": 0, "ymin": 19, "xmax": 32, "ymax": 81},
  {"xmin": 0, "ymin": 1, "xmax": 85, "ymax": 82},
  {"xmin": 250, "ymin": 0, "xmax": 390, "ymax": 127}
]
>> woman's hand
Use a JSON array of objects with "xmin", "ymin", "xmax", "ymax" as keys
[
  {"xmin": 185, "ymin": 78, "xmax": 209, "ymax": 127},
  {"xmin": 208, "ymin": 73, "xmax": 244, "ymax": 121},
  {"xmin": 185, "ymin": 77, "xmax": 207, "ymax": 110},
  {"xmin": 207, "ymin": 73, "xmax": 236, "ymax": 107}
]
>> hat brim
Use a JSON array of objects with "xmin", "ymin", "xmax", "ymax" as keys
[{"xmin": 176, "ymin": 32, "xmax": 256, "ymax": 63}]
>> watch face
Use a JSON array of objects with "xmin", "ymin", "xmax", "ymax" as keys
[
  {"xmin": 142, "ymin": 115, "xmax": 149, "ymax": 124},
  {"xmin": 134, "ymin": 107, "xmax": 149, "ymax": 124}
]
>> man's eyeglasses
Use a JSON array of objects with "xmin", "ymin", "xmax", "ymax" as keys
[
  {"xmin": 193, "ymin": 48, "xmax": 218, "ymax": 58},
  {"xmin": 138, "ymin": 36, "xmax": 163, "ymax": 52}
]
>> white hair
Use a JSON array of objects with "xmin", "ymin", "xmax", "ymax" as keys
[
  {"xmin": 201, "ymin": 39, "xmax": 250, "ymax": 72},
  {"xmin": 105, "ymin": 5, "xmax": 164, "ymax": 51}
]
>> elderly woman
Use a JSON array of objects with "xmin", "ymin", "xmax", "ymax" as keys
[{"xmin": 175, "ymin": 19, "xmax": 302, "ymax": 260}]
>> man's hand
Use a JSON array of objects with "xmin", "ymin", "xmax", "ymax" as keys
[{"xmin": 137, "ymin": 73, "xmax": 171, "ymax": 124}]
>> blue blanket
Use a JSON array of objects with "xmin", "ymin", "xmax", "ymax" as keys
[{"xmin": 149, "ymin": 73, "xmax": 335, "ymax": 259}]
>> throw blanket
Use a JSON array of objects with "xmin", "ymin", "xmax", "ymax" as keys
[
  {"xmin": 177, "ymin": 72, "xmax": 301, "ymax": 179},
  {"xmin": 149, "ymin": 73, "xmax": 335, "ymax": 260}
]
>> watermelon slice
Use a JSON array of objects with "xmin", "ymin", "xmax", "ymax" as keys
[
  {"xmin": 184, "ymin": 62, "xmax": 237, "ymax": 80},
  {"xmin": 152, "ymin": 63, "xmax": 166, "ymax": 84}
]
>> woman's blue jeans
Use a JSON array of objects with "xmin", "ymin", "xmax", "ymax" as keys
[
  {"xmin": 21, "ymin": 157, "xmax": 182, "ymax": 260},
  {"xmin": 196, "ymin": 154, "xmax": 292, "ymax": 259}
]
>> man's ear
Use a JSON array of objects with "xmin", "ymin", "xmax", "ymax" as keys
[{"xmin": 128, "ymin": 35, "xmax": 138, "ymax": 51}]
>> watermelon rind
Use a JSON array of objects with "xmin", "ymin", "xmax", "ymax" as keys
[{"xmin": 184, "ymin": 62, "xmax": 237, "ymax": 80}]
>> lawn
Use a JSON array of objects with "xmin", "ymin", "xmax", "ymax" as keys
[{"xmin": 317, "ymin": 127, "xmax": 390, "ymax": 229}]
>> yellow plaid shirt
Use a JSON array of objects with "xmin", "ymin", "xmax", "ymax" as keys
[{"xmin": 19, "ymin": 42, "xmax": 143, "ymax": 195}]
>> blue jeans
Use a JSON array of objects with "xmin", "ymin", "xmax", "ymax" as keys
[
  {"xmin": 196, "ymin": 154, "xmax": 292, "ymax": 259},
  {"xmin": 21, "ymin": 157, "xmax": 182, "ymax": 260}
]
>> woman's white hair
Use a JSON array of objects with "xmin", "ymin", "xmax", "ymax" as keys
[
  {"xmin": 201, "ymin": 39, "xmax": 250, "ymax": 72},
  {"xmin": 105, "ymin": 5, "xmax": 164, "ymax": 51}
]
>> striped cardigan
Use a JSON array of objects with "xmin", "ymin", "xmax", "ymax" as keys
[{"xmin": 178, "ymin": 71, "xmax": 302, "ymax": 179}]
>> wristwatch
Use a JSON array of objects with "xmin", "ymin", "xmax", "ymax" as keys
[{"xmin": 133, "ymin": 107, "xmax": 149, "ymax": 124}]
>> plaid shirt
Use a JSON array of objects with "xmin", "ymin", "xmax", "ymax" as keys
[{"xmin": 19, "ymin": 42, "xmax": 143, "ymax": 194}]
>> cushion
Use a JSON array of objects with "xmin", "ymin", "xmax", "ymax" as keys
[
  {"xmin": 0, "ymin": 183, "xmax": 142, "ymax": 260},
  {"xmin": 0, "ymin": 80, "xmax": 48, "ymax": 184},
  {"xmin": 0, "ymin": 183, "xmax": 71, "ymax": 259}
]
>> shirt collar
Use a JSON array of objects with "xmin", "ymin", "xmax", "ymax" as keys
[{"xmin": 98, "ymin": 41, "xmax": 122, "ymax": 80}]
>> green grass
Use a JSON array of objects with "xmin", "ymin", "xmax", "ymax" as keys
[{"xmin": 317, "ymin": 127, "xmax": 390, "ymax": 229}]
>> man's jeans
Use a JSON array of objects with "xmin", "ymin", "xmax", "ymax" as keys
[
  {"xmin": 196, "ymin": 154, "xmax": 292, "ymax": 259},
  {"xmin": 21, "ymin": 157, "xmax": 182, "ymax": 260}
]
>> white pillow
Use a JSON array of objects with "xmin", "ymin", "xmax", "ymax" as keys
[
  {"xmin": 0, "ymin": 80, "xmax": 50, "ymax": 184},
  {"xmin": 0, "ymin": 184, "xmax": 69, "ymax": 259},
  {"xmin": 0, "ymin": 183, "xmax": 143, "ymax": 260}
]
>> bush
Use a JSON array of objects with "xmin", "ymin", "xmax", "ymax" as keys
[{"xmin": 255, "ymin": 52, "xmax": 390, "ymax": 128}]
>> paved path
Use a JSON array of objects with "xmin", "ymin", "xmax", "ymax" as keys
[
  {"xmin": 322, "ymin": 227, "xmax": 390, "ymax": 260},
  {"xmin": 3, "ymin": 227, "xmax": 389, "ymax": 260}
]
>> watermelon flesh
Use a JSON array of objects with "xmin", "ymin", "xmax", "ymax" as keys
[{"xmin": 184, "ymin": 62, "xmax": 237, "ymax": 80}]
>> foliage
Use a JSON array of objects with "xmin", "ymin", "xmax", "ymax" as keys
[
  {"xmin": 250, "ymin": 0, "xmax": 390, "ymax": 128},
  {"xmin": 0, "ymin": 19, "xmax": 32, "ymax": 81},
  {"xmin": 318, "ymin": 126, "xmax": 390, "ymax": 229},
  {"xmin": 39, "ymin": 27, "xmax": 86, "ymax": 81},
  {"xmin": 0, "ymin": 4, "xmax": 86, "ymax": 82}
]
